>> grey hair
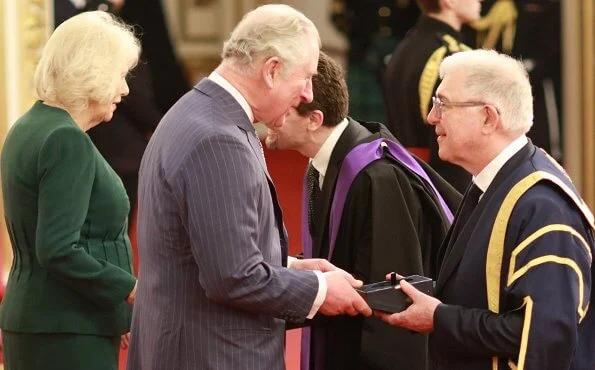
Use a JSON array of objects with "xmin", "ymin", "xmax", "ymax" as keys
[
  {"xmin": 440, "ymin": 49, "xmax": 534, "ymax": 135},
  {"xmin": 221, "ymin": 4, "xmax": 320, "ymax": 74},
  {"xmin": 34, "ymin": 11, "xmax": 140, "ymax": 113}
]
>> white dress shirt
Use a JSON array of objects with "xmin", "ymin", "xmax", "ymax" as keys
[
  {"xmin": 474, "ymin": 135, "xmax": 529, "ymax": 196},
  {"xmin": 311, "ymin": 118, "xmax": 349, "ymax": 189}
]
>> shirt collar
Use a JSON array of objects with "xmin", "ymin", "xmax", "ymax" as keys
[
  {"xmin": 474, "ymin": 135, "xmax": 528, "ymax": 193},
  {"xmin": 208, "ymin": 71, "xmax": 254, "ymax": 123},
  {"xmin": 311, "ymin": 118, "xmax": 349, "ymax": 185},
  {"xmin": 418, "ymin": 15, "xmax": 462, "ymax": 40}
]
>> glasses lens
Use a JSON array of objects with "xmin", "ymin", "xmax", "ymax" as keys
[{"xmin": 431, "ymin": 97, "xmax": 441, "ymax": 119}]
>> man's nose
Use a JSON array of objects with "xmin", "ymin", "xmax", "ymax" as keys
[
  {"xmin": 301, "ymin": 79, "xmax": 314, "ymax": 103},
  {"xmin": 426, "ymin": 105, "xmax": 440, "ymax": 125}
]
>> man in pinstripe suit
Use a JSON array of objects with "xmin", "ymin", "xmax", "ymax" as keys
[{"xmin": 127, "ymin": 5, "xmax": 372, "ymax": 370}]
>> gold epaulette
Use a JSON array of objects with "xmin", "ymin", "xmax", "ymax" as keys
[
  {"xmin": 419, "ymin": 46, "xmax": 446, "ymax": 121},
  {"xmin": 418, "ymin": 35, "xmax": 471, "ymax": 121},
  {"xmin": 471, "ymin": 0, "xmax": 518, "ymax": 53},
  {"xmin": 441, "ymin": 34, "xmax": 472, "ymax": 53}
]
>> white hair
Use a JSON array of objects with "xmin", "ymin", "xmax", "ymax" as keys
[
  {"xmin": 34, "ymin": 11, "xmax": 140, "ymax": 113},
  {"xmin": 440, "ymin": 49, "xmax": 534, "ymax": 135},
  {"xmin": 221, "ymin": 4, "xmax": 320, "ymax": 74}
]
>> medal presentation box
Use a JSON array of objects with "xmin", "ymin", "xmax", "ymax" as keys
[{"xmin": 357, "ymin": 274, "xmax": 434, "ymax": 313}]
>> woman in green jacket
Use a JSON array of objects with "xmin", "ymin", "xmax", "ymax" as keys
[{"xmin": 0, "ymin": 11, "xmax": 139, "ymax": 370}]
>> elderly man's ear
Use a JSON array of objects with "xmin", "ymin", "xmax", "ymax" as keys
[
  {"xmin": 481, "ymin": 104, "xmax": 500, "ymax": 134},
  {"xmin": 262, "ymin": 57, "xmax": 282, "ymax": 88},
  {"xmin": 308, "ymin": 110, "xmax": 324, "ymax": 132}
]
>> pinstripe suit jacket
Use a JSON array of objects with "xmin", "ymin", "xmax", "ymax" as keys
[{"xmin": 127, "ymin": 79, "xmax": 320, "ymax": 370}]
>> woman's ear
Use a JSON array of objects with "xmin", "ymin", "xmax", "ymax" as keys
[{"xmin": 262, "ymin": 57, "xmax": 281, "ymax": 89}]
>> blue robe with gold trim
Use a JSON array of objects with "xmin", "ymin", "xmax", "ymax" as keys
[{"xmin": 430, "ymin": 142, "xmax": 594, "ymax": 370}]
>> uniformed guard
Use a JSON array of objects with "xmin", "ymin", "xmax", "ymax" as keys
[{"xmin": 383, "ymin": 0, "xmax": 483, "ymax": 192}]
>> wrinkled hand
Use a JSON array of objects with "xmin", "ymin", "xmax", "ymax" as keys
[
  {"xmin": 319, "ymin": 270, "xmax": 372, "ymax": 317},
  {"xmin": 291, "ymin": 258, "xmax": 339, "ymax": 273},
  {"xmin": 374, "ymin": 279, "xmax": 441, "ymax": 333},
  {"xmin": 120, "ymin": 332, "xmax": 130, "ymax": 349},
  {"xmin": 126, "ymin": 281, "xmax": 137, "ymax": 305}
]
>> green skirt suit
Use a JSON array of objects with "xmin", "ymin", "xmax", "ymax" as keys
[{"xmin": 0, "ymin": 101, "xmax": 137, "ymax": 370}]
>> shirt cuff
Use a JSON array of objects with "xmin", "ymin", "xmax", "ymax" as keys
[
  {"xmin": 306, "ymin": 270, "xmax": 327, "ymax": 319},
  {"xmin": 287, "ymin": 256, "xmax": 297, "ymax": 268}
]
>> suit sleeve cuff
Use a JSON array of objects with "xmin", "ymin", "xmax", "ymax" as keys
[
  {"xmin": 306, "ymin": 270, "xmax": 326, "ymax": 319},
  {"xmin": 433, "ymin": 303, "xmax": 451, "ymax": 332},
  {"xmin": 287, "ymin": 256, "xmax": 297, "ymax": 268}
]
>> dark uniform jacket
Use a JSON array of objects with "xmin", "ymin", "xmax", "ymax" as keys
[
  {"xmin": 306, "ymin": 118, "xmax": 461, "ymax": 370},
  {"xmin": 431, "ymin": 142, "xmax": 594, "ymax": 369},
  {"xmin": 0, "ymin": 101, "xmax": 136, "ymax": 335},
  {"xmin": 383, "ymin": 16, "xmax": 471, "ymax": 192}
]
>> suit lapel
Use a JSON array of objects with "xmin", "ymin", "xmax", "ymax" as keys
[
  {"xmin": 245, "ymin": 131, "xmax": 273, "ymax": 181},
  {"xmin": 194, "ymin": 79, "xmax": 272, "ymax": 181},
  {"xmin": 435, "ymin": 142, "xmax": 535, "ymax": 292},
  {"xmin": 312, "ymin": 118, "xmax": 371, "ymax": 258},
  {"xmin": 194, "ymin": 79, "xmax": 286, "ymax": 257}
]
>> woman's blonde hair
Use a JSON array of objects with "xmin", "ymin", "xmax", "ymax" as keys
[{"xmin": 34, "ymin": 11, "xmax": 140, "ymax": 113}]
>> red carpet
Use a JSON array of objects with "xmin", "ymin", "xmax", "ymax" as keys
[{"xmin": 121, "ymin": 145, "xmax": 307, "ymax": 369}]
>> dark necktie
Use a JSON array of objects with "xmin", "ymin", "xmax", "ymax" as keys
[
  {"xmin": 457, "ymin": 182, "xmax": 483, "ymax": 227},
  {"xmin": 306, "ymin": 164, "xmax": 321, "ymax": 235},
  {"xmin": 300, "ymin": 167, "xmax": 321, "ymax": 370},
  {"xmin": 438, "ymin": 182, "xmax": 483, "ymax": 271},
  {"xmin": 447, "ymin": 182, "xmax": 483, "ymax": 245}
]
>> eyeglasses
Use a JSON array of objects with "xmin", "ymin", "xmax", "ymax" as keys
[{"xmin": 431, "ymin": 96, "xmax": 499, "ymax": 119}]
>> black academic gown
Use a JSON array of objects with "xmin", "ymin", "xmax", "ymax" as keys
[
  {"xmin": 431, "ymin": 142, "xmax": 595, "ymax": 370},
  {"xmin": 306, "ymin": 118, "xmax": 461, "ymax": 370}
]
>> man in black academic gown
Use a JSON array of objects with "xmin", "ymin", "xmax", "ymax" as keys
[
  {"xmin": 377, "ymin": 49, "xmax": 594, "ymax": 370},
  {"xmin": 266, "ymin": 52, "xmax": 461, "ymax": 370}
]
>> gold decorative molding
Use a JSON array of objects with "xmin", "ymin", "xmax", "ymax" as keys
[
  {"xmin": 185, "ymin": 55, "xmax": 221, "ymax": 82},
  {"xmin": 563, "ymin": 0, "xmax": 594, "ymax": 210},
  {"xmin": 581, "ymin": 0, "xmax": 594, "ymax": 209},
  {"xmin": 179, "ymin": 0, "xmax": 221, "ymax": 42},
  {"xmin": 19, "ymin": 0, "xmax": 48, "ymax": 112},
  {"xmin": 0, "ymin": 0, "xmax": 50, "ymax": 282},
  {"xmin": 0, "ymin": 0, "xmax": 6, "ymax": 136},
  {"xmin": 0, "ymin": 0, "xmax": 10, "ymax": 282},
  {"xmin": 194, "ymin": 0, "xmax": 216, "ymax": 5}
]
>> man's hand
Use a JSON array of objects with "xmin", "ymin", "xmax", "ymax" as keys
[
  {"xmin": 126, "ymin": 281, "xmax": 137, "ymax": 304},
  {"xmin": 291, "ymin": 258, "xmax": 339, "ymax": 273},
  {"xmin": 374, "ymin": 279, "xmax": 441, "ymax": 333},
  {"xmin": 318, "ymin": 270, "xmax": 372, "ymax": 317}
]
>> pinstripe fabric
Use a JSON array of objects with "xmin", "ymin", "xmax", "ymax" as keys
[{"xmin": 127, "ymin": 79, "xmax": 320, "ymax": 370}]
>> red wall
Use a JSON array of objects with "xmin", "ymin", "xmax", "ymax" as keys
[{"xmin": 262, "ymin": 143, "xmax": 309, "ymax": 256}]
